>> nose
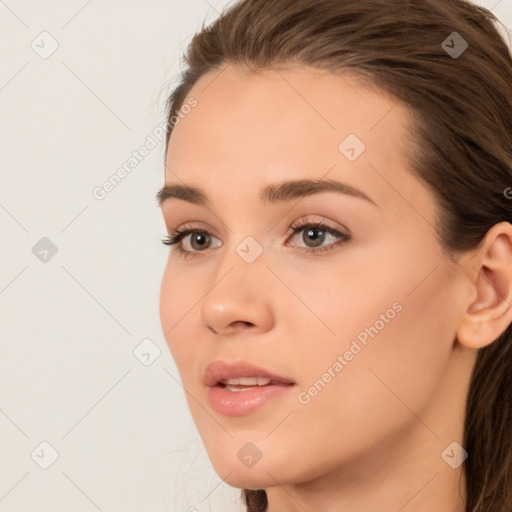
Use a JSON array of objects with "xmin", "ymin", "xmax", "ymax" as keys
[{"xmin": 199, "ymin": 255, "xmax": 275, "ymax": 337}]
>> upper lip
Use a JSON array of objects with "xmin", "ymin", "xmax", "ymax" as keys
[{"xmin": 203, "ymin": 360, "xmax": 295, "ymax": 387}]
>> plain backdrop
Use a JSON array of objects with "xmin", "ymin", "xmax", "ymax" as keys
[{"xmin": 0, "ymin": 1, "xmax": 511, "ymax": 511}]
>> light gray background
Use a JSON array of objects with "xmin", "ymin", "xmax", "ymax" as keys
[{"xmin": 1, "ymin": 1, "xmax": 511, "ymax": 511}]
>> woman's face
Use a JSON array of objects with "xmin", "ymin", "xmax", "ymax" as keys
[{"xmin": 158, "ymin": 64, "xmax": 471, "ymax": 489}]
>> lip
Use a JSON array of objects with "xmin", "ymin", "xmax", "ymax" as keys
[
  {"xmin": 204, "ymin": 360, "xmax": 295, "ymax": 417},
  {"xmin": 203, "ymin": 360, "xmax": 295, "ymax": 387}
]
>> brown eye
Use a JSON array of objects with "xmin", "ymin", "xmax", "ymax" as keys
[
  {"xmin": 162, "ymin": 228, "xmax": 222, "ymax": 258},
  {"xmin": 187, "ymin": 232, "xmax": 212, "ymax": 251},
  {"xmin": 288, "ymin": 220, "xmax": 350, "ymax": 254},
  {"xmin": 300, "ymin": 226, "xmax": 327, "ymax": 247}
]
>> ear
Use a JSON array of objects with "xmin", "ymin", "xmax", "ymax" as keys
[{"xmin": 456, "ymin": 221, "xmax": 512, "ymax": 349}]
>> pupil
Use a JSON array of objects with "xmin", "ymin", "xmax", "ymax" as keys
[
  {"xmin": 305, "ymin": 228, "xmax": 325, "ymax": 247},
  {"xmin": 192, "ymin": 233, "xmax": 209, "ymax": 250}
]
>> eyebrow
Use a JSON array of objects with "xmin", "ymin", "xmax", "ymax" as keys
[{"xmin": 156, "ymin": 179, "xmax": 377, "ymax": 208}]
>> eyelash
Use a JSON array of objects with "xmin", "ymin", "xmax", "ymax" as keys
[{"xmin": 161, "ymin": 219, "xmax": 350, "ymax": 259}]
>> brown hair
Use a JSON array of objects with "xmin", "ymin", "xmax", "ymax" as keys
[{"xmin": 161, "ymin": 0, "xmax": 512, "ymax": 510}]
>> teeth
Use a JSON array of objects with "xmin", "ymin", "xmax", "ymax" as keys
[
  {"xmin": 225, "ymin": 385, "xmax": 256, "ymax": 392},
  {"xmin": 223, "ymin": 377, "xmax": 271, "ymax": 386}
]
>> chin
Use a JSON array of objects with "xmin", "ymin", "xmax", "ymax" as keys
[
  {"xmin": 216, "ymin": 467, "xmax": 280, "ymax": 490},
  {"xmin": 205, "ymin": 447, "xmax": 301, "ymax": 490}
]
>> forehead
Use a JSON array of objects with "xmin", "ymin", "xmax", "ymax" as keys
[{"xmin": 164, "ymin": 64, "xmax": 425, "ymax": 214}]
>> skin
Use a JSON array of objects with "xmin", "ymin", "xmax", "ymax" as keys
[{"xmin": 158, "ymin": 64, "xmax": 512, "ymax": 512}]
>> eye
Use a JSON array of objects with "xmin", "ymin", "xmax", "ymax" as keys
[
  {"xmin": 161, "ymin": 218, "xmax": 350, "ymax": 258},
  {"xmin": 287, "ymin": 218, "xmax": 350, "ymax": 254},
  {"xmin": 161, "ymin": 226, "xmax": 221, "ymax": 259}
]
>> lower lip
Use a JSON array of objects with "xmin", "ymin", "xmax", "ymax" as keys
[{"xmin": 208, "ymin": 383, "xmax": 294, "ymax": 416}]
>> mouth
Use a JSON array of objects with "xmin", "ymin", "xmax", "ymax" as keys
[
  {"xmin": 203, "ymin": 360, "xmax": 295, "ymax": 387},
  {"xmin": 217, "ymin": 376, "xmax": 292, "ymax": 391},
  {"xmin": 204, "ymin": 360, "xmax": 295, "ymax": 416}
]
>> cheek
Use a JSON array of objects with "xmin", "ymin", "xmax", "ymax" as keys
[
  {"xmin": 159, "ymin": 264, "xmax": 200, "ymax": 369},
  {"xmin": 292, "ymin": 256, "xmax": 456, "ymax": 432},
  {"xmin": 332, "ymin": 270, "xmax": 454, "ymax": 423}
]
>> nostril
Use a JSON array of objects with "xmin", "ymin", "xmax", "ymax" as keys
[{"xmin": 236, "ymin": 321, "xmax": 253, "ymax": 327}]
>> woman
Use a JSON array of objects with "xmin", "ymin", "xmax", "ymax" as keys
[{"xmin": 156, "ymin": 0, "xmax": 512, "ymax": 510}]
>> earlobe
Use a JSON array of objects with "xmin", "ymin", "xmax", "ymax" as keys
[{"xmin": 456, "ymin": 222, "xmax": 512, "ymax": 350}]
